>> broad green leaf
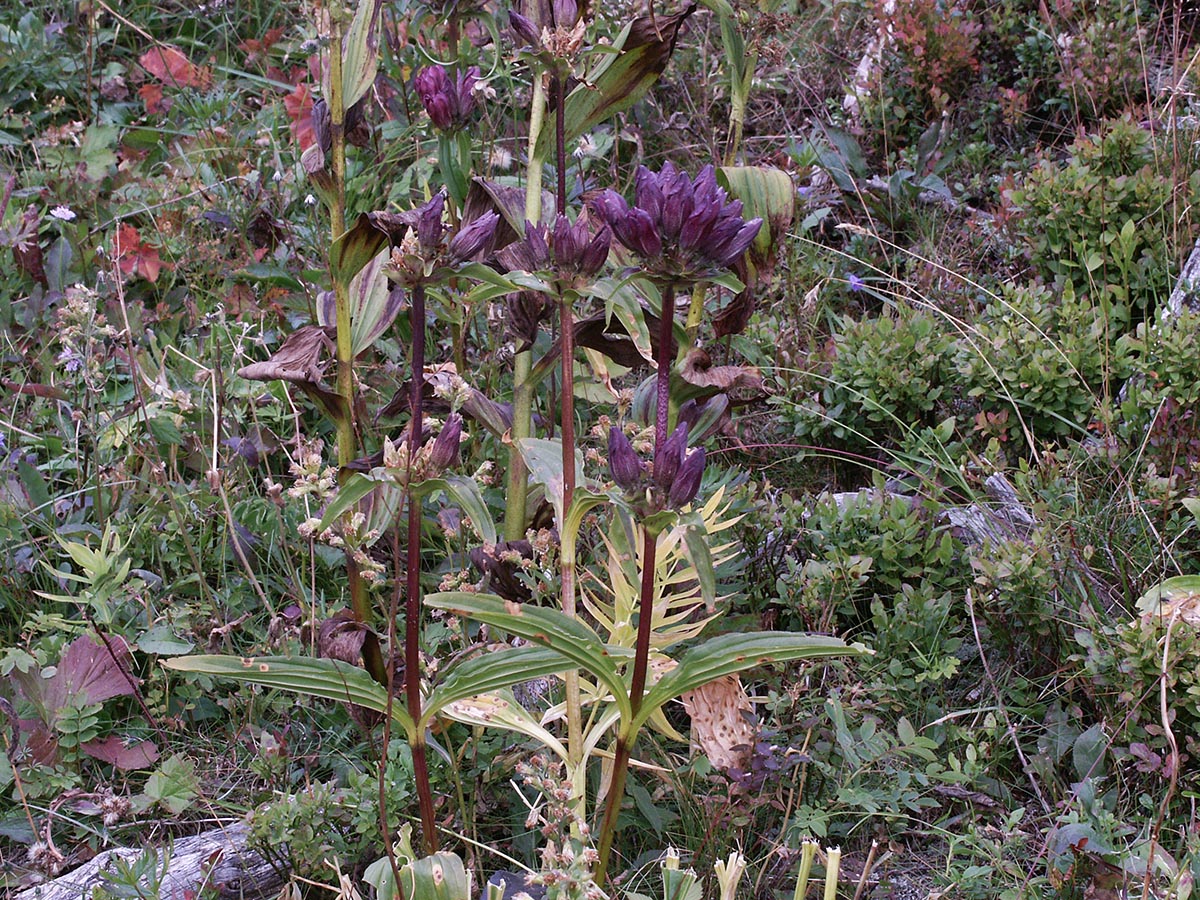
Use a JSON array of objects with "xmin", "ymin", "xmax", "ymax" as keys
[
  {"xmin": 593, "ymin": 276, "xmax": 654, "ymax": 364},
  {"xmin": 716, "ymin": 166, "xmax": 795, "ymax": 259},
  {"xmin": 637, "ymin": 632, "xmax": 862, "ymax": 730},
  {"xmin": 417, "ymin": 475, "xmax": 498, "ymax": 545},
  {"xmin": 538, "ymin": 6, "xmax": 695, "ymax": 159},
  {"xmin": 424, "ymin": 646, "xmax": 574, "ymax": 720},
  {"xmin": 518, "ymin": 438, "xmax": 584, "ymax": 531},
  {"xmin": 137, "ymin": 626, "xmax": 194, "ymax": 656},
  {"xmin": 330, "ymin": 213, "xmax": 389, "ymax": 290},
  {"xmin": 161, "ymin": 654, "xmax": 415, "ymax": 734},
  {"xmin": 440, "ymin": 690, "xmax": 568, "ymax": 762},
  {"xmin": 1134, "ymin": 575, "xmax": 1200, "ymax": 616},
  {"xmin": 426, "ymin": 592, "xmax": 632, "ymax": 721},
  {"xmin": 340, "ymin": 0, "xmax": 384, "ymax": 109},
  {"xmin": 318, "ymin": 473, "xmax": 380, "ymax": 532},
  {"xmin": 319, "ymin": 246, "xmax": 405, "ymax": 355},
  {"xmin": 143, "ymin": 753, "xmax": 198, "ymax": 815}
]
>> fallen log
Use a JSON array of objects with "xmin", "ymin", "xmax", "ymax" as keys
[{"xmin": 14, "ymin": 821, "xmax": 284, "ymax": 900}]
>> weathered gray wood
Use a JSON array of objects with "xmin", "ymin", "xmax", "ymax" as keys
[
  {"xmin": 15, "ymin": 822, "xmax": 284, "ymax": 900},
  {"xmin": 1165, "ymin": 234, "xmax": 1200, "ymax": 319},
  {"xmin": 940, "ymin": 473, "xmax": 1036, "ymax": 546}
]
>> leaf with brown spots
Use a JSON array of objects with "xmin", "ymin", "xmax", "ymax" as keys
[{"xmin": 681, "ymin": 674, "xmax": 756, "ymax": 772}]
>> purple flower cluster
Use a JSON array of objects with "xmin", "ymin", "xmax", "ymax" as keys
[
  {"xmin": 414, "ymin": 65, "xmax": 479, "ymax": 132},
  {"xmin": 506, "ymin": 214, "xmax": 611, "ymax": 280},
  {"xmin": 608, "ymin": 421, "xmax": 706, "ymax": 511},
  {"xmin": 591, "ymin": 163, "xmax": 762, "ymax": 279}
]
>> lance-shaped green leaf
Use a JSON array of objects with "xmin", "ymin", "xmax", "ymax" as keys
[
  {"xmin": 537, "ymin": 5, "xmax": 696, "ymax": 159},
  {"xmin": 161, "ymin": 655, "xmax": 416, "ymax": 734},
  {"xmin": 339, "ymin": 0, "xmax": 384, "ymax": 109},
  {"xmin": 318, "ymin": 472, "xmax": 379, "ymax": 532},
  {"xmin": 426, "ymin": 592, "xmax": 632, "ymax": 721},
  {"xmin": 440, "ymin": 690, "xmax": 568, "ymax": 762},
  {"xmin": 635, "ymin": 632, "xmax": 865, "ymax": 731},
  {"xmin": 518, "ymin": 438, "xmax": 585, "ymax": 532},
  {"xmin": 367, "ymin": 847, "xmax": 472, "ymax": 900},
  {"xmin": 330, "ymin": 212, "xmax": 389, "ymax": 289},
  {"xmin": 424, "ymin": 646, "xmax": 571, "ymax": 717},
  {"xmin": 416, "ymin": 475, "xmax": 498, "ymax": 545},
  {"xmin": 318, "ymin": 246, "xmax": 405, "ymax": 355},
  {"xmin": 593, "ymin": 276, "xmax": 654, "ymax": 364}
]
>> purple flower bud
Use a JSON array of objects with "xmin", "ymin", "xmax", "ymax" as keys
[
  {"xmin": 679, "ymin": 197, "xmax": 722, "ymax": 252},
  {"xmin": 591, "ymin": 190, "xmax": 629, "ymax": 227},
  {"xmin": 634, "ymin": 166, "xmax": 664, "ymax": 222},
  {"xmin": 552, "ymin": 214, "xmax": 581, "ymax": 270},
  {"xmin": 428, "ymin": 414, "xmax": 463, "ymax": 472},
  {"xmin": 510, "ymin": 10, "xmax": 540, "ymax": 45},
  {"xmin": 579, "ymin": 225, "xmax": 611, "ymax": 276},
  {"xmin": 660, "ymin": 186, "xmax": 691, "ymax": 242},
  {"xmin": 710, "ymin": 217, "xmax": 762, "ymax": 267},
  {"xmin": 456, "ymin": 67, "xmax": 480, "ymax": 119},
  {"xmin": 621, "ymin": 207, "xmax": 662, "ymax": 259},
  {"xmin": 654, "ymin": 422, "xmax": 689, "ymax": 492},
  {"xmin": 416, "ymin": 192, "xmax": 446, "ymax": 253},
  {"xmin": 552, "ymin": 0, "xmax": 578, "ymax": 26},
  {"xmin": 668, "ymin": 446, "xmax": 705, "ymax": 508},
  {"xmin": 608, "ymin": 426, "xmax": 643, "ymax": 492},
  {"xmin": 448, "ymin": 211, "xmax": 499, "ymax": 262}
]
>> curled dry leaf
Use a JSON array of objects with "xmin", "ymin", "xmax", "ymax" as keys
[
  {"xmin": 679, "ymin": 348, "xmax": 764, "ymax": 393},
  {"xmin": 237, "ymin": 325, "xmax": 346, "ymax": 420},
  {"xmin": 681, "ymin": 674, "xmax": 756, "ymax": 773},
  {"xmin": 318, "ymin": 609, "xmax": 372, "ymax": 665}
]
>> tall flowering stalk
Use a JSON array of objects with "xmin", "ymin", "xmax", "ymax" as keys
[
  {"xmin": 379, "ymin": 192, "xmax": 498, "ymax": 855},
  {"xmin": 590, "ymin": 163, "xmax": 760, "ymax": 882}
]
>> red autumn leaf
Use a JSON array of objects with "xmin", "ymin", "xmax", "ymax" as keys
[
  {"xmin": 284, "ymin": 83, "xmax": 315, "ymax": 151},
  {"xmin": 138, "ymin": 83, "xmax": 171, "ymax": 115},
  {"xmin": 139, "ymin": 45, "xmax": 212, "ymax": 90},
  {"xmin": 239, "ymin": 26, "xmax": 286, "ymax": 65},
  {"xmin": 83, "ymin": 735, "xmax": 160, "ymax": 770},
  {"xmin": 113, "ymin": 223, "xmax": 169, "ymax": 283}
]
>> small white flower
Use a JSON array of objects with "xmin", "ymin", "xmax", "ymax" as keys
[
  {"xmin": 272, "ymin": 170, "xmax": 283, "ymax": 183},
  {"xmin": 304, "ymin": 194, "xmax": 317, "ymax": 206},
  {"xmin": 49, "ymin": 205, "xmax": 76, "ymax": 221}
]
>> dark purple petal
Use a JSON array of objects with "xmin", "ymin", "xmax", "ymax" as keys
[
  {"xmin": 668, "ymin": 446, "xmax": 705, "ymax": 508},
  {"xmin": 678, "ymin": 197, "xmax": 722, "ymax": 252},
  {"xmin": 654, "ymin": 421, "xmax": 689, "ymax": 492},
  {"xmin": 510, "ymin": 10, "xmax": 540, "ymax": 45},
  {"xmin": 428, "ymin": 414, "xmax": 463, "ymax": 472},
  {"xmin": 608, "ymin": 426, "xmax": 644, "ymax": 492},
  {"xmin": 552, "ymin": 0, "xmax": 578, "ymax": 26},
  {"xmin": 710, "ymin": 217, "xmax": 762, "ymax": 267},
  {"xmin": 579, "ymin": 225, "xmax": 611, "ymax": 276},
  {"xmin": 634, "ymin": 166, "xmax": 664, "ymax": 223},
  {"xmin": 623, "ymin": 207, "xmax": 662, "ymax": 258},
  {"xmin": 591, "ymin": 190, "xmax": 630, "ymax": 228},
  {"xmin": 448, "ymin": 210, "xmax": 499, "ymax": 262},
  {"xmin": 552, "ymin": 214, "xmax": 580, "ymax": 270},
  {"xmin": 456, "ymin": 67, "xmax": 480, "ymax": 119},
  {"xmin": 524, "ymin": 220, "xmax": 551, "ymax": 268},
  {"xmin": 416, "ymin": 192, "xmax": 446, "ymax": 252}
]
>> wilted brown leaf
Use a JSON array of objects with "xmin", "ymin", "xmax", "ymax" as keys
[
  {"xmin": 679, "ymin": 348, "xmax": 764, "ymax": 392},
  {"xmin": 681, "ymin": 674, "xmax": 756, "ymax": 772}
]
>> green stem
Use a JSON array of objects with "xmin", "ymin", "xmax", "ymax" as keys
[
  {"xmin": 330, "ymin": 4, "xmax": 386, "ymax": 686},
  {"xmin": 407, "ymin": 283, "xmax": 439, "ymax": 855},
  {"xmin": 504, "ymin": 74, "xmax": 548, "ymax": 542}
]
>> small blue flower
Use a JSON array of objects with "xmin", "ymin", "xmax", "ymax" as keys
[{"xmin": 847, "ymin": 273, "xmax": 865, "ymax": 293}]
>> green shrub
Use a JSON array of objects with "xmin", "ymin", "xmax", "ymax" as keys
[
  {"xmin": 957, "ymin": 281, "xmax": 1129, "ymax": 446},
  {"xmin": 1002, "ymin": 118, "xmax": 1200, "ymax": 327},
  {"xmin": 1118, "ymin": 309, "xmax": 1200, "ymax": 483},
  {"xmin": 785, "ymin": 307, "xmax": 961, "ymax": 450}
]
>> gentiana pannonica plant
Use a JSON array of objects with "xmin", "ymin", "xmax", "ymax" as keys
[{"xmin": 165, "ymin": 0, "xmax": 866, "ymax": 890}]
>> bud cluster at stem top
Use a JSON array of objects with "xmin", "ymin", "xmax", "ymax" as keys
[
  {"xmin": 504, "ymin": 214, "xmax": 612, "ymax": 287},
  {"xmin": 608, "ymin": 421, "xmax": 706, "ymax": 513},
  {"xmin": 590, "ymin": 162, "xmax": 762, "ymax": 282},
  {"xmin": 382, "ymin": 192, "xmax": 499, "ymax": 286},
  {"xmin": 414, "ymin": 65, "xmax": 480, "ymax": 132}
]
